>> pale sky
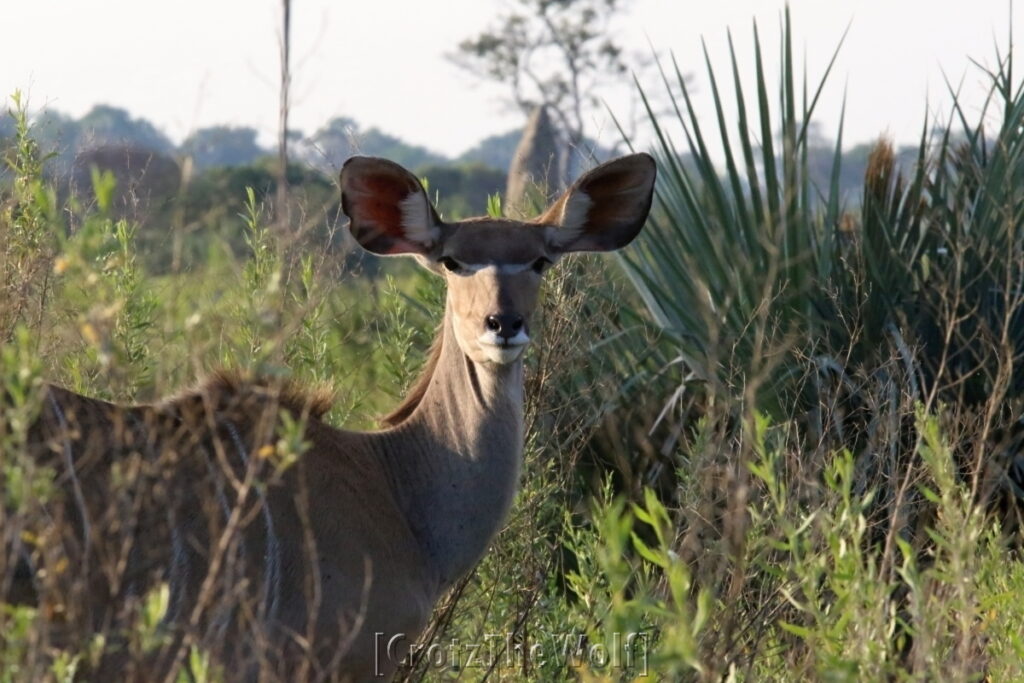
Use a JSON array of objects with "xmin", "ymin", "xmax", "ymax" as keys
[{"xmin": 2, "ymin": 0, "xmax": 1019, "ymax": 158}]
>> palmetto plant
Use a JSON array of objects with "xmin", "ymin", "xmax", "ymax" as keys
[
  {"xmin": 556, "ymin": 15, "xmax": 1024, "ymax": 678},
  {"xmin": 621, "ymin": 8, "xmax": 1024, "ymax": 431},
  {"xmin": 616, "ymin": 10, "xmax": 851, "ymax": 424}
]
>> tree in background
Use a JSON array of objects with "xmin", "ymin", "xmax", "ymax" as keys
[
  {"xmin": 0, "ymin": 112, "xmax": 14, "ymax": 141},
  {"xmin": 181, "ymin": 126, "xmax": 267, "ymax": 170},
  {"xmin": 458, "ymin": 129, "xmax": 522, "ymax": 170},
  {"xmin": 458, "ymin": 123, "xmax": 614, "ymax": 171},
  {"xmin": 416, "ymin": 162, "xmax": 507, "ymax": 220},
  {"xmin": 69, "ymin": 146, "xmax": 181, "ymax": 222},
  {"xmin": 299, "ymin": 117, "xmax": 446, "ymax": 172},
  {"xmin": 453, "ymin": 0, "xmax": 635, "ymax": 161},
  {"xmin": 77, "ymin": 104, "xmax": 174, "ymax": 154},
  {"xmin": 21, "ymin": 110, "xmax": 82, "ymax": 174},
  {"xmin": 1, "ymin": 105, "xmax": 174, "ymax": 176}
]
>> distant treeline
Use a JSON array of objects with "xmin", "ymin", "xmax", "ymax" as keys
[
  {"xmin": 0, "ymin": 103, "xmax": 922, "ymax": 276},
  {"xmin": 0, "ymin": 103, "xmax": 524, "ymax": 174},
  {"xmin": 0, "ymin": 104, "xmax": 519, "ymax": 274}
]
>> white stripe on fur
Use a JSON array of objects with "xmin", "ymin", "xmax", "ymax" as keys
[
  {"xmin": 548, "ymin": 190, "xmax": 593, "ymax": 248},
  {"xmin": 399, "ymin": 191, "xmax": 441, "ymax": 246},
  {"xmin": 444, "ymin": 261, "xmax": 557, "ymax": 275}
]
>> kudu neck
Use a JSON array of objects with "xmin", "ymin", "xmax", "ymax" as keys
[
  {"xmin": 418, "ymin": 310, "xmax": 524, "ymax": 427},
  {"xmin": 382, "ymin": 308, "xmax": 525, "ymax": 587}
]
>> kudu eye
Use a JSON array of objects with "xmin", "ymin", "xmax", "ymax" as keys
[
  {"xmin": 439, "ymin": 256, "xmax": 460, "ymax": 272},
  {"xmin": 531, "ymin": 257, "xmax": 551, "ymax": 274}
]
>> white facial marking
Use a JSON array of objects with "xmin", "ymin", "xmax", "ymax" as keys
[
  {"xmin": 399, "ymin": 191, "xmax": 441, "ymax": 244},
  {"xmin": 495, "ymin": 262, "xmax": 534, "ymax": 275},
  {"xmin": 477, "ymin": 329, "xmax": 529, "ymax": 364},
  {"xmin": 479, "ymin": 343, "xmax": 527, "ymax": 364},
  {"xmin": 478, "ymin": 330, "xmax": 530, "ymax": 348},
  {"xmin": 449, "ymin": 262, "xmax": 541, "ymax": 275}
]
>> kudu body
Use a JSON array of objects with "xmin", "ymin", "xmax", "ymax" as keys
[{"xmin": 7, "ymin": 153, "xmax": 656, "ymax": 680}]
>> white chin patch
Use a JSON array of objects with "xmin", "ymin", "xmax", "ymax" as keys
[
  {"xmin": 480, "ymin": 344, "xmax": 527, "ymax": 364},
  {"xmin": 477, "ymin": 331, "xmax": 530, "ymax": 364}
]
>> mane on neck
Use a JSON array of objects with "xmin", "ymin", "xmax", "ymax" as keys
[
  {"xmin": 380, "ymin": 326, "xmax": 444, "ymax": 427},
  {"xmin": 179, "ymin": 369, "xmax": 336, "ymax": 420}
]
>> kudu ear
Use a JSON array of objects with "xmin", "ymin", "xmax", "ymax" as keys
[
  {"xmin": 340, "ymin": 156, "xmax": 443, "ymax": 256},
  {"xmin": 539, "ymin": 153, "xmax": 657, "ymax": 253}
]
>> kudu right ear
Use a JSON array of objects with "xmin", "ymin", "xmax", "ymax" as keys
[
  {"xmin": 539, "ymin": 153, "xmax": 657, "ymax": 253},
  {"xmin": 340, "ymin": 156, "xmax": 443, "ymax": 256}
]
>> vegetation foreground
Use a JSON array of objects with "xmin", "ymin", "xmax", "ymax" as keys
[{"xmin": 3, "ymin": 14, "xmax": 1024, "ymax": 682}]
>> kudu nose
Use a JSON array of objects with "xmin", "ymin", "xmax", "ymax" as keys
[{"xmin": 484, "ymin": 313, "xmax": 524, "ymax": 340}]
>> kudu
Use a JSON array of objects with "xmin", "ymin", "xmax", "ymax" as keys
[{"xmin": 5, "ymin": 153, "xmax": 656, "ymax": 680}]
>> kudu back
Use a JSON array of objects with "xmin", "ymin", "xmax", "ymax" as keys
[{"xmin": 3, "ymin": 153, "xmax": 656, "ymax": 681}]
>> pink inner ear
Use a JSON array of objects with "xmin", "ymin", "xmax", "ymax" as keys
[{"xmin": 350, "ymin": 174, "xmax": 416, "ymax": 238}]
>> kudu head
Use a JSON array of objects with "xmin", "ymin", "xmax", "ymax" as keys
[{"xmin": 341, "ymin": 153, "xmax": 656, "ymax": 366}]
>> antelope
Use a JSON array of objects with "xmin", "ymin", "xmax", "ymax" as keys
[{"xmin": 5, "ymin": 153, "xmax": 656, "ymax": 680}]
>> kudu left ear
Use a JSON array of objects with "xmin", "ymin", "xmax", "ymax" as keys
[
  {"xmin": 539, "ymin": 153, "xmax": 657, "ymax": 253},
  {"xmin": 340, "ymin": 156, "xmax": 443, "ymax": 256}
]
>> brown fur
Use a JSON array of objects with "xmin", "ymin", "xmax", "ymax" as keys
[{"xmin": 168, "ymin": 368, "xmax": 336, "ymax": 420}]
